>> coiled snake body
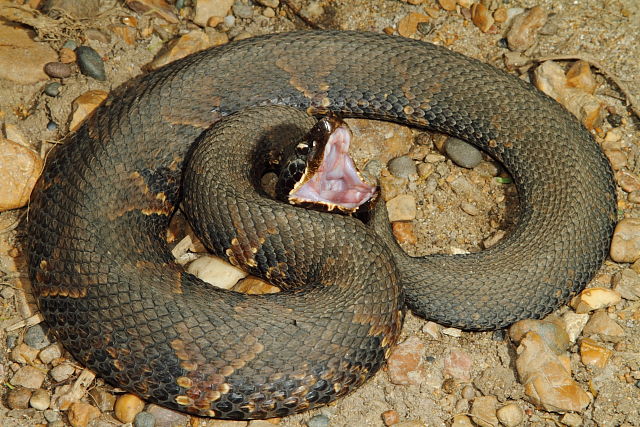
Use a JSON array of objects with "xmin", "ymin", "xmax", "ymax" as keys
[{"xmin": 27, "ymin": 31, "xmax": 616, "ymax": 419}]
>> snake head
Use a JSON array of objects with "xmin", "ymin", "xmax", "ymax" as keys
[{"xmin": 286, "ymin": 114, "xmax": 377, "ymax": 213}]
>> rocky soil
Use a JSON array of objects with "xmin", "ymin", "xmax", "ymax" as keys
[{"xmin": 0, "ymin": 0, "xmax": 639, "ymax": 426}]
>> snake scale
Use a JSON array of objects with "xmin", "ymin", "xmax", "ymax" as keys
[{"xmin": 27, "ymin": 31, "xmax": 616, "ymax": 419}]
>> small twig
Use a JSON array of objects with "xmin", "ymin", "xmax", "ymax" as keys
[
  {"xmin": 281, "ymin": 0, "xmax": 323, "ymax": 29},
  {"xmin": 532, "ymin": 54, "xmax": 640, "ymax": 120}
]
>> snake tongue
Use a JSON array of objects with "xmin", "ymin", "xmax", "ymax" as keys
[{"xmin": 289, "ymin": 123, "xmax": 376, "ymax": 212}]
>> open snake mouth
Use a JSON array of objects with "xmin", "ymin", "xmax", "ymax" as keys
[{"xmin": 288, "ymin": 116, "xmax": 377, "ymax": 212}]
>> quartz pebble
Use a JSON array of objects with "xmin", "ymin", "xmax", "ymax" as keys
[
  {"xmin": 39, "ymin": 343, "xmax": 63, "ymax": 364},
  {"xmin": 515, "ymin": 332, "xmax": 590, "ymax": 412},
  {"xmin": 470, "ymin": 395, "xmax": 498, "ymax": 427},
  {"xmin": 579, "ymin": 338, "xmax": 612, "ymax": 368},
  {"xmin": 30, "ymin": 388, "xmax": 51, "ymax": 410},
  {"xmin": 610, "ymin": 218, "xmax": 640, "ymax": 263},
  {"xmin": 562, "ymin": 312, "xmax": 590, "ymax": 343},
  {"xmin": 0, "ymin": 138, "xmax": 43, "ymax": 211},
  {"xmin": 582, "ymin": 310, "xmax": 624, "ymax": 338},
  {"xmin": 571, "ymin": 287, "xmax": 621, "ymax": 313},
  {"xmin": 612, "ymin": 268, "xmax": 640, "ymax": 300},
  {"xmin": 67, "ymin": 401, "xmax": 101, "ymax": 427},
  {"xmin": 386, "ymin": 195, "xmax": 417, "ymax": 221},
  {"xmin": 187, "ymin": 255, "xmax": 247, "ymax": 289},
  {"xmin": 496, "ymin": 402, "xmax": 524, "ymax": 427},
  {"xmin": 50, "ymin": 363, "xmax": 75, "ymax": 382},
  {"xmin": 451, "ymin": 415, "xmax": 474, "ymax": 427},
  {"xmin": 11, "ymin": 365, "xmax": 46, "ymax": 389},
  {"xmin": 115, "ymin": 393, "xmax": 145, "ymax": 423},
  {"xmin": 307, "ymin": 414, "xmax": 330, "ymax": 427},
  {"xmin": 506, "ymin": 6, "xmax": 548, "ymax": 51},
  {"xmin": 194, "ymin": 0, "xmax": 234, "ymax": 26}
]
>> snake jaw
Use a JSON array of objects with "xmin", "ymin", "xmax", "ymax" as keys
[{"xmin": 288, "ymin": 119, "xmax": 377, "ymax": 212}]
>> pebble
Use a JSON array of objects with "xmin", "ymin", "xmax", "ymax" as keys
[
  {"xmin": 388, "ymin": 156, "xmax": 417, "ymax": 178},
  {"xmin": 561, "ymin": 413, "xmax": 583, "ymax": 426},
  {"xmin": 438, "ymin": 0, "xmax": 456, "ymax": 11},
  {"xmin": 115, "ymin": 393, "xmax": 146, "ymax": 423},
  {"xmin": 44, "ymin": 82, "xmax": 62, "ymax": 96},
  {"xmin": 11, "ymin": 365, "xmax": 46, "ymax": 389},
  {"xmin": 29, "ymin": 388, "xmax": 51, "ymax": 410},
  {"xmin": 392, "ymin": 222, "xmax": 418, "ymax": 245},
  {"xmin": 125, "ymin": 0, "xmax": 178, "ymax": 23},
  {"xmin": 44, "ymin": 408, "xmax": 61, "ymax": 422},
  {"xmin": 149, "ymin": 29, "xmax": 211, "ymax": 69},
  {"xmin": 69, "ymin": 90, "xmax": 109, "ymax": 131},
  {"xmin": 566, "ymin": 60, "xmax": 598, "ymax": 94},
  {"xmin": 534, "ymin": 60, "xmax": 603, "ymax": 130},
  {"xmin": 6, "ymin": 333, "xmax": 19, "ymax": 349},
  {"xmin": 582, "ymin": 310, "xmax": 624, "ymax": 338},
  {"xmin": 471, "ymin": 3, "xmax": 494, "ymax": 33},
  {"xmin": 224, "ymin": 14, "xmax": 236, "ymax": 28},
  {"xmin": 461, "ymin": 385, "xmax": 475, "ymax": 400},
  {"xmin": 39, "ymin": 343, "xmax": 63, "ymax": 364},
  {"xmin": 483, "ymin": 230, "xmax": 506, "ymax": 249},
  {"xmin": 515, "ymin": 332, "xmax": 591, "ymax": 412},
  {"xmin": 629, "ymin": 191, "xmax": 640, "ymax": 204},
  {"xmin": 134, "ymin": 411, "xmax": 156, "ymax": 427},
  {"xmin": 0, "ymin": 22, "xmax": 57, "ymax": 84},
  {"xmin": 579, "ymin": 338, "xmax": 612, "ymax": 368},
  {"xmin": 443, "ymin": 349, "xmax": 472, "ymax": 381},
  {"xmin": 25, "ymin": 324, "xmax": 51, "ymax": 349},
  {"xmin": 510, "ymin": 318, "xmax": 570, "ymax": 354},
  {"xmin": 146, "ymin": 404, "xmax": 190, "ymax": 427},
  {"xmin": 474, "ymin": 161, "xmax": 499, "ymax": 177},
  {"xmin": 187, "ymin": 255, "xmax": 247, "ymax": 289},
  {"xmin": 470, "ymin": 395, "xmax": 498, "ymax": 427},
  {"xmin": 444, "ymin": 137, "xmax": 483, "ymax": 168},
  {"xmin": 380, "ymin": 174, "xmax": 408, "ymax": 201},
  {"xmin": 605, "ymin": 149, "xmax": 627, "ymax": 170},
  {"xmin": 612, "ymin": 268, "xmax": 640, "ymax": 300},
  {"xmin": 75, "ymin": 46, "xmax": 106, "ymax": 81},
  {"xmin": 617, "ymin": 171, "xmax": 640, "ymax": 193},
  {"xmin": 571, "ymin": 287, "xmax": 621, "ymax": 313},
  {"xmin": 387, "ymin": 336, "xmax": 425, "ymax": 385},
  {"xmin": 232, "ymin": 276, "xmax": 279, "ymax": 294},
  {"xmin": 381, "ymin": 409, "xmax": 400, "ymax": 425},
  {"xmin": 232, "ymin": 1, "xmax": 254, "ymax": 19},
  {"xmin": 496, "ymin": 402, "xmax": 524, "ymax": 427},
  {"xmin": 42, "ymin": 0, "xmax": 101, "ymax": 18},
  {"xmin": 562, "ymin": 312, "xmax": 590, "ymax": 343},
  {"xmin": 460, "ymin": 202, "xmax": 480, "ymax": 216},
  {"xmin": 59, "ymin": 47, "xmax": 76, "ymax": 64},
  {"xmin": 300, "ymin": 1, "xmax": 324, "ymax": 20},
  {"xmin": 88, "ymin": 387, "xmax": 117, "ymax": 412},
  {"xmin": 397, "ymin": 12, "xmax": 431, "ymax": 38},
  {"xmin": 441, "ymin": 327, "xmax": 462, "ymax": 337},
  {"xmin": 386, "ymin": 195, "xmax": 417, "ymax": 222},
  {"xmin": 422, "ymin": 321, "xmax": 442, "ymax": 340},
  {"xmin": 7, "ymin": 387, "xmax": 32, "ymax": 409},
  {"xmin": 262, "ymin": 7, "xmax": 275, "ymax": 17},
  {"xmin": 50, "ymin": 363, "xmax": 75, "ymax": 382},
  {"xmin": 67, "ymin": 402, "xmax": 101, "ymax": 427},
  {"xmin": 454, "ymin": 398, "xmax": 468, "ymax": 413},
  {"xmin": 256, "ymin": 0, "xmax": 279, "ymax": 7},
  {"xmin": 193, "ymin": 0, "xmax": 234, "ymax": 26},
  {"xmin": 451, "ymin": 415, "xmax": 474, "ymax": 427},
  {"xmin": 47, "ymin": 120, "xmax": 58, "ymax": 131},
  {"xmin": 307, "ymin": 414, "xmax": 330, "ymax": 427},
  {"xmin": 506, "ymin": 6, "xmax": 548, "ymax": 52},
  {"xmin": 347, "ymin": 119, "xmax": 413, "ymax": 164},
  {"xmin": 610, "ymin": 218, "xmax": 640, "ymax": 262},
  {"xmin": 44, "ymin": 61, "xmax": 72, "ymax": 78},
  {"xmin": 11, "ymin": 343, "xmax": 40, "ymax": 364}
]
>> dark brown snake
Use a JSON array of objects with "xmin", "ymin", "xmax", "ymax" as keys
[{"xmin": 26, "ymin": 31, "xmax": 617, "ymax": 419}]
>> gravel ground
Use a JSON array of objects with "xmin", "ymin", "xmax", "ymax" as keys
[{"xmin": 0, "ymin": 0, "xmax": 638, "ymax": 426}]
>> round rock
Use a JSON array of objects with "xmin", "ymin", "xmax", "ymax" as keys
[
  {"xmin": 444, "ymin": 137, "xmax": 483, "ymax": 168},
  {"xmin": 44, "ymin": 61, "xmax": 72, "ymax": 78},
  {"xmin": 496, "ymin": 402, "xmax": 524, "ymax": 427},
  {"xmin": 76, "ymin": 46, "xmax": 106, "ymax": 81},
  {"xmin": 25, "ymin": 324, "xmax": 51, "ymax": 349},
  {"xmin": 307, "ymin": 414, "xmax": 330, "ymax": 427},
  {"xmin": 388, "ymin": 156, "xmax": 417, "ymax": 178},
  {"xmin": 133, "ymin": 411, "xmax": 156, "ymax": 427},
  {"xmin": 44, "ymin": 81, "xmax": 61, "ymax": 96}
]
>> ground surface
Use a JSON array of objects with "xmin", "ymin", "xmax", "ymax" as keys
[{"xmin": 0, "ymin": 0, "xmax": 639, "ymax": 426}]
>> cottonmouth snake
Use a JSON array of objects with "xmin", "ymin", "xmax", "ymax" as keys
[{"xmin": 27, "ymin": 31, "xmax": 616, "ymax": 419}]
